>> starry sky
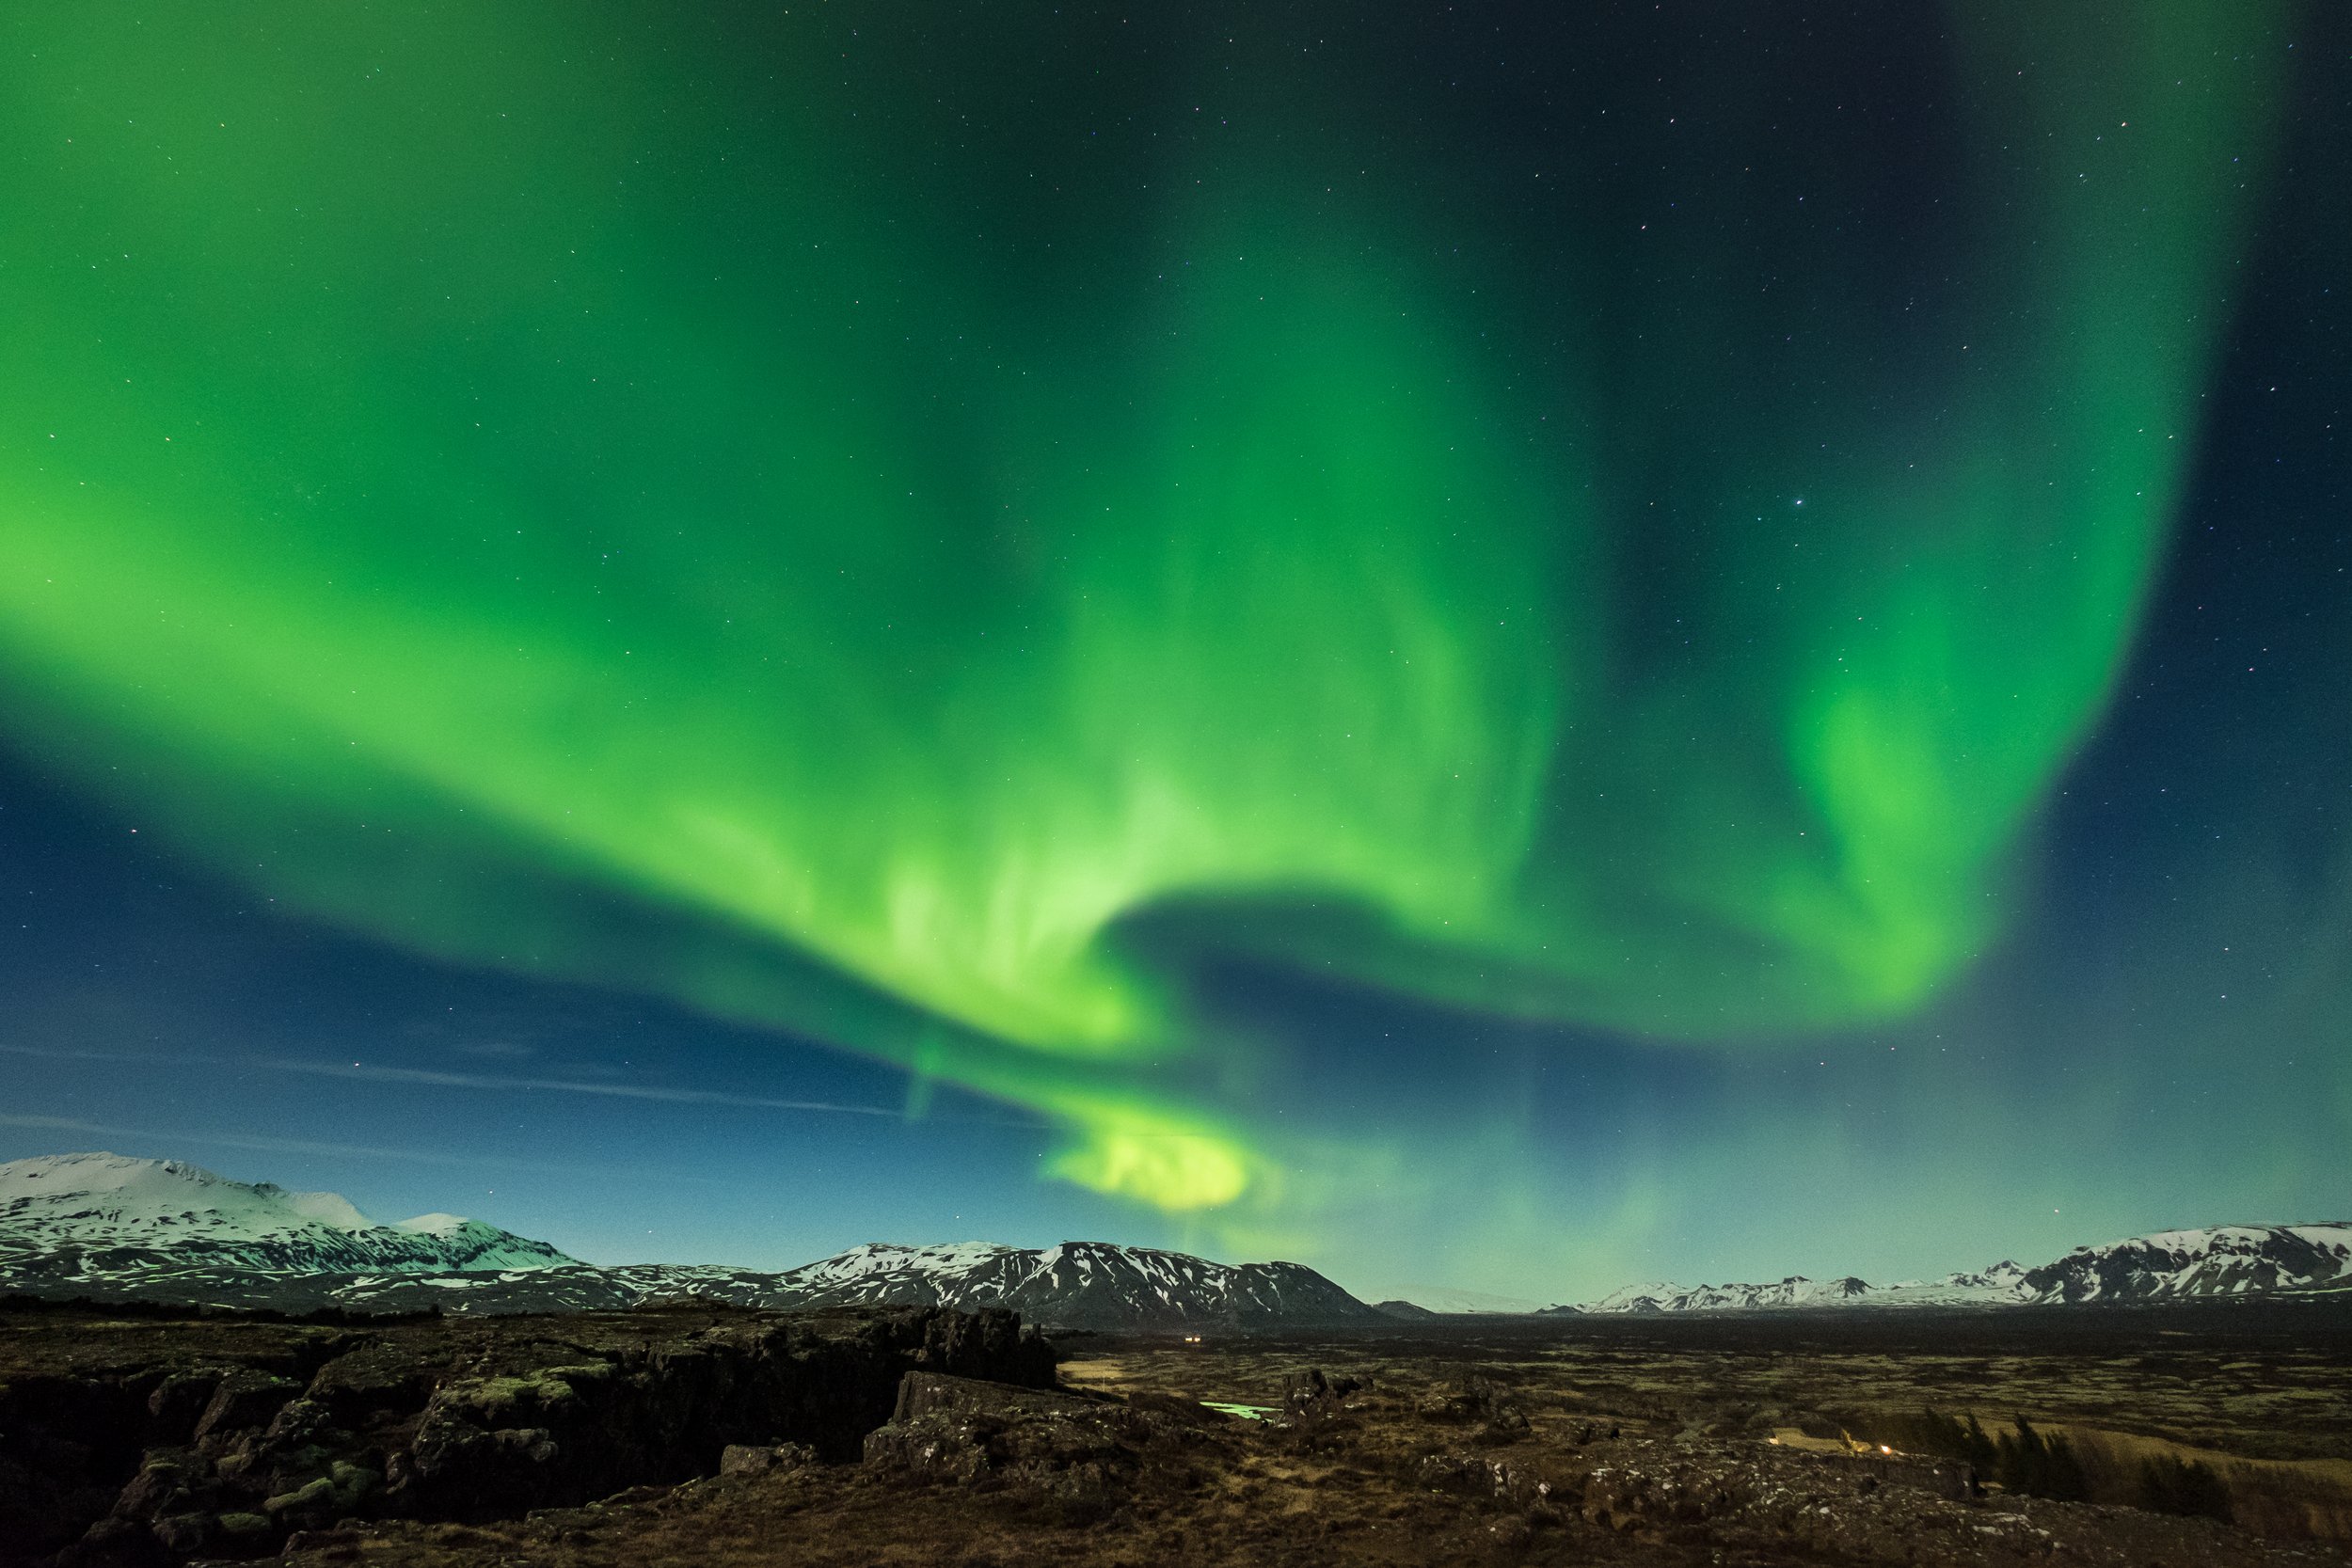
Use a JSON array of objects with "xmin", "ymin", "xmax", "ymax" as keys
[{"xmin": 2, "ymin": 3, "xmax": 2345, "ymax": 1305}]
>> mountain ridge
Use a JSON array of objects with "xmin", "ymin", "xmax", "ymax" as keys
[
  {"xmin": 0, "ymin": 1153, "xmax": 1380, "ymax": 1330},
  {"xmin": 1561, "ymin": 1224, "xmax": 2352, "ymax": 1314},
  {"xmin": 7, "ymin": 1153, "xmax": 2345, "ymax": 1324},
  {"xmin": 0, "ymin": 1152, "xmax": 578, "ymax": 1285}
]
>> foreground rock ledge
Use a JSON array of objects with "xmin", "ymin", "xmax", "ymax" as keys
[{"xmin": 0, "ymin": 1300, "xmax": 1052, "ymax": 1566}]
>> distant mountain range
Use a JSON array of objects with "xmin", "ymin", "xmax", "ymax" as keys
[
  {"xmin": 0, "ymin": 1153, "xmax": 1381, "ymax": 1330},
  {"xmin": 5, "ymin": 1152, "xmax": 2344, "ymax": 1326},
  {"xmin": 0, "ymin": 1152, "xmax": 576, "ymax": 1285},
  {"xmin": 653, "ymin": 1239, "xmax": 1384, "ymax": 1329},
  {"xmin": 1553, "ymin": 1226, "xmax": 2352, "ymax": 1314}
]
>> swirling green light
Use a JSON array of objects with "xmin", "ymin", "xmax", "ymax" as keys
[{"xmin": 0, "ymin": 3, "xmax": 2288, "ymax": 1211}]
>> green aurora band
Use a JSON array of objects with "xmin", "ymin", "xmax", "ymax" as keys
[{"xmin": 0, "ymin": 4, "xmax": 2294, "ymax": 1214}]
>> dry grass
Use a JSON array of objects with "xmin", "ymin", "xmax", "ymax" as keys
[
  {"xmin": 2061, "ymin": 1424, "xmax": 2352, "ymax": 1543},
  {"xmin": 1067, "ymin": 1308, "xmax": 2352, "ymax": 1544}
]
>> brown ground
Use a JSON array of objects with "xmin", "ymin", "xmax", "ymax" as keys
[{"xmin": 261, "ymin": 1305, "xmax": 2352, "ymax": 1568}]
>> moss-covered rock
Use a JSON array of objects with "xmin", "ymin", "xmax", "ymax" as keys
[{"xmin": 1, "ymin": 1303, "xmax": 1057, "ymax": 1561}]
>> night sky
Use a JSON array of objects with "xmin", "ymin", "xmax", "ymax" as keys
[{"xmin": 2, "ymin": 3, "xmax": 2344, "ymax": 1306}]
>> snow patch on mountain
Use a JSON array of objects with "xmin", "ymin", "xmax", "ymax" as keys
[
  {"xmin": 0, "ymin": 1153, "xmax": 1381, "ymax": 1328},
  {"xmin": 278, "ymin": 1189, "xmax": 374, "ymax": 1231},
  {"xmin": 12, "ymin": 1151, "xmax": 2342, "ymax": 1327},
  {"xmin": 1577, "ymin": 1275, "xmax": 1875, "ymax": 1314},
  {"xmin": 1574, "ymin": 1225, "xmax": 2352, "ymax": 1313},
  {"xmin": 2022, "ymin": 1223, "xmax": 2352, "ymax": 1304},
  {"xmin": 742, "ymin": 1237, "xmax": 1386, "ymax": 1329},
  {"xmin": 0, "ymin": 1152, "xmax": 577, "ymax": 1284},
  {"xmin": 779, "ymin": 1241, "xmax": 1021, "ymax": 1289}
]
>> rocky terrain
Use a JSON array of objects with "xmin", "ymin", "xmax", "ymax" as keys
[
  {"xmin": 273, "ymin": 1306, "xmax": 2352, "ymax": 1568},
  {"xmin": 8, "ymin": 1297, "xmax": 2348, "ymax": 1567},
  {"xmin": 0, "ymin": 1298, "xmax": 1051, "ymax": 1566}
]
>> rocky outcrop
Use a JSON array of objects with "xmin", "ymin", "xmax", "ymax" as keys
[
  {"xmin": 1279, "ymin": 1367, "xmax": 1365, "ymax": 1418},
  {"xmin": 859, "ymin": 1370, "xmax": 1227, "ymax": 1521},
  {"xmin": 0, "ymin": 1302, "xmax": 1053, "ymax": 1567},
  {"xmin": 1413, "ymin": 1370, "xmax": 1531, "ymax": 1444}
]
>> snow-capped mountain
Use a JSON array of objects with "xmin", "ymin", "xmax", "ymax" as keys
[
  {"xmin": 1569, "ymin": 1225, "xmax": 2350, "ymax": 1313},
  {"xmin": 442, "ymin": 1242, "xmax": 1380, "ymax": 1330},
  {"xmin": 321, "ymin": 1243, "xmax": 1387, "ymax": 1327},
  {"xmin": 0, "ymin": 1153, "xmax": 577, "ymax": 1288},
  {"xmin": 741, "ymin": 1239, "xmax": 1386, "ymax": 1329},
  {"xmin": 1385, "ymin": 1285, "xmax": 1548, "ymax": 1315},
  {"xmin": 0, "ymin": 1152, "xmax": 1382, "ymax": 1329},
  {"xmin": 14, "ymin": 1153, "xmax": 2340, "ymax": 1326},
  {"xmin": 1899, "ymin": 1259, "xmax": 2030, "ymax": 1297},
  {"xmin": 2022, "ymin": 1225, "xmax": 2352, "ymax": 1304},
  {"xmin": 1579, "ymin": 1275, "xmax": 1878, "ymax": 1314}
]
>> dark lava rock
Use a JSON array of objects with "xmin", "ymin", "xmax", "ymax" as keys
[
  {"xmin": 139, "ymin": 1375, "xmax": 222, "ymax": 1446},
  {"xmin": 108, "ymin": 1451, "xmax": 208, "ymax": 1527},
  {"xmin": 1565, "ymin": 1433, "xmax": 2078, "ymax": 1560},
  {"xmin": 191, "ymin": 1370, "xmax": 303, "ymax": 1447},
  {"xmin": 1279, "ymin": 1367, "xmax": 1365, "ymax": 1416},
  {"xmin": 862, "ymin": 1371, "xmax": 1195, "ymax": 1522},
  {"xmin": 145, "ymin": 1514, "xmax": 209, "ymax": 1557},
  {"xmin": 916, "ymin": 1307, "xmax": 1057, "ymax": 1388},
  {"xmin": 717, "ymin": 1441, "xmax": 817, "ymax": 1478},
  {"xmin": 890, "ymin": 1370, "xmax": 1100, "ymax": 1425},
  {"xmin": 1415, "ymin": 1370, "xmax": 1531, "ymax": 1445},
  {"xmin": 1412, "ymin": 1449, "xmax": 1565, "ymax": 1509},
  {"xmin": 0, "ymin": 1302, "xmax": 1056, "ymax": 1567},
  {"xmin": 863, "ymin": 1373, "xmax": 1105, "ymax": 1480},
  {"xmin": 51, "ymin": 1514, "xmax": 167, "ymax": 1568}
]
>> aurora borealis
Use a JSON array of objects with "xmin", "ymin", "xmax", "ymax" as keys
[{"xmin": 3, "ymin": 4, "xmax": 2345, "ymax": 1298}]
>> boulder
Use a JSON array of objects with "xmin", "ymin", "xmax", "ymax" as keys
[
  {"xmin": 110, "ymin": 1451, "xmax": 208, "ymax": 1526},
  {"xmin": 142, "ymin": 1374, "xmax": 223, "ymax": 1445},
  {"xmin": 892, "ymin": 1372, "xmax": 1096, "ymax": 1424},
  {"xmin": 147, "ymin": 1513, "xmax": 211, "ymax": 1555},
  {"xmin": 864, "ymin": 1373, "xmax": 1128, "ymax": 1494},
  {"xmin": 718, "ymin": 1442, "xmax": 817, "ymax": 1477},
  {"xmin": 192, "ymin": 1370, "xmax": 301, "ymax": 1446},
  {"xmin": 1280, "ymin": 1368, "xmax": 1365, "ymax": 1414}
]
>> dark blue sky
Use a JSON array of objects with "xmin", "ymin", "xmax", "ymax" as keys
[{"xmin": 2, "ymin": 3, "xmax": 2345, "ymax": 1303}]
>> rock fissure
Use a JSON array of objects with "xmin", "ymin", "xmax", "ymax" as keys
[{"xmin": 0, "ymin": 1302, "xmax": 1052, "ymax": 1567}]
